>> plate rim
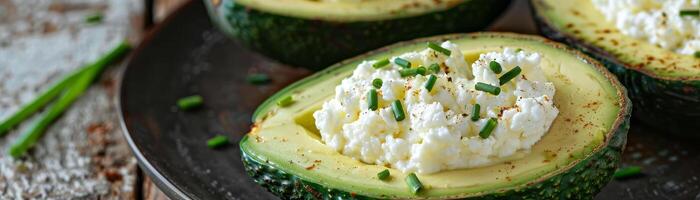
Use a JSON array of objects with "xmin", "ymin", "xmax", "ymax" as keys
[{"xmin": 116, "ymin": 1, "xmax": 198, "ymax": 199}]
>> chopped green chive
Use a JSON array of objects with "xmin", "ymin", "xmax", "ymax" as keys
[
  {"xmin": 177, "ymin": 95, "xmax": 203, "ymax": 110},
  {"xmin": 373, "ymin": 59, "xmax": 390, "ymax": 69},
  {"xmin": 695, "ymin": 51, "xmax": 700, "ymax": 58},
  {"xmin": 399, "ymin": 68, "xmax": 418, "ymax": 77},
  {"xmin": 377, "ymin": 169, "xmax": 390, "ymax": 180},
  {"xmin": 246, "ymin": 73, "xmax": 270, "ymax": 85},
  {"xmin": 85, "ymin": 13, "xmax": 103, "ymax": 24},
  {"xmin": 424, "ymin": 75, "xmax": 437, "ymax": 92},
  {"xmin": 489, "ymin": 61, "xmax": 502, "ymax": 74},
  {"xmin": 277, "ymin": 96, "xmax": 294, "ymax": 107},
  {"xmin": 470, "ymin": 104, "xmax": 480, "ymax": 121},
  {"xmin": 405, "ymin": 173, "xmax": 423, "ymax": 194},
  {"xmin": 428, "ymin": 63, "xmax": 440, "ymax": 73},
  {"xmin": 391, "ymin": 100, "xmax": 405, "ymax": 121},
  {"xmin": 475, "ymin": 82, "xmax": 501, "ymax": 95},
  {"xmin": 394, "ymin": 58, "xmax": 411, "ymax": 68},
  {"xmin": 416, "ymin": 66, "xmax": 427, "ymax": 75},
  {"xmin": 516, "ymin": 48, "xmax": 523, "ymax": 52},
  {"xmin": 613, "ymin": 166, "xmax": 642, "ymax": 179},
  {"xmin": 428, "ymin": 42, "xmax": 451, "ymax": 56},
  {"xmin": 372, "ymin": 78, "xmax": 383, "ymax": 89},
  {"xmin": 679, "ymin": 10, "xmax": 699, "ymax": 17},
  {"xmin": 207, "ymin": 135, "xmax": 229, "ymax": 149},
  {"xmin": 368, "ymin": 89, "xmax": 378, "ymax": 111},
  {"xmin": 479, "ymin": 118, "xmax": 497, "ymax": 139},
  {"xmin": 499, "ymin": 66, "xmax": 522, "ymax": 85}
]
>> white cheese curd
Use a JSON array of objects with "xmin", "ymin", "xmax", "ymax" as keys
[
  {"xmin": 592, "ymin": 0, "xmax": 700, "ymax": 55},
  {"xmin": 313, "ymin": 42, "xmax": 559, "ymax": 174}
]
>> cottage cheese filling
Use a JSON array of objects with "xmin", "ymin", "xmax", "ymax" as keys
[
  {"xmin": 313, "ymin": 42, "xmax": 559, "ymax": 174},
  {"xmin": 592, "ymin": 0, "xmax": 700, "ymax": 55}
]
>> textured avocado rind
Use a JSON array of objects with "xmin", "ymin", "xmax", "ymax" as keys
[
  {"xmin": 241, "ymin": 114, "xmax": 630, "ymax": 200},
  {"xmin": 530, "ymin": 2, "xmax": 700, "ymax": 137},
  {"xmin": 206, "ymin": 0, "xmax": 510, "ymax": 70}
]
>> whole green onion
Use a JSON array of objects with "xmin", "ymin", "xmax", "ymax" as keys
[
  {"xmin": 391, "ymin": 100, "xmax": 405, "ymax": 121},
  {"xmin": 499, "ymin": 66, "xmax": 522, "ymax": 85},
  {"xmin": 207, "ymin": 135, "xmax": 230, "ymax": 149},
  {"xmin": 373, "ymin": 59, "xmax": 390, "ymax": 69},
  {"xmin": 377, "ymin": 169, "xmax": 390, "ymax": 180},
  {"xmin": 368, "ymin": 89, "xmax": 378, "ymax": 111},
  {"xmin": 424, "ymin": 75, "xmax": 437, "ymax": 92},
  {"xmin": 177, "ymin": 95, "xmax": 203, "ymax": 110},
  {"xmin": 394, "ymin": 58, "xmax": 411, "ymax": 68},
  {"xmin": 0, "ymin": 68, "xmax": 84, "ymax": 136},
  {"xmin": 479, "ymin": 118, "xmax": 498, "ymax": 139},
  {"xmin": 277, "ymin": 96, "xmax": 294, "ymax": 107},
  {"xmin": 9, "ymin": 41, "xmax": 131, "ymax": 158},
  {"xmin": 475, "ymin": 82, "xmax": 500, "ymax": 95},
  {"xmin": 427, "ymin": 42, "xmax": 451, "ymax": 56},
  {"xmin": 372, "ymin": 78, "xmax": 383, "ymax": 89},
  {"xmin": 470, "ymin": 104, "xmax": 480, "ymax": 121},
  {"xmin": 489, "ymin": 61, "xmax": 502, "ymax": 74},
  {"xmin": 405, "ymin": 173, "xmax": 423, "ymax": 194}
]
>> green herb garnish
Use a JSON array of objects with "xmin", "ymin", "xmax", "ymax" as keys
[
  {"xmin": 428, "ymin": 42, "xmax": 451, "ymax": 56},
  {"xmin": 479, "ymin": 118, "xmax": 497, "ymax": 139},
  {"xmin": 368, "ymin": 89, "xmax": 378, "ymax": 111},
  {"xmin": 405, "ymin": 173, "xmax": 423, "ymax": 194},
  {"xmin": 425, "ymin": 75, "xmax": 437, "ymax": 92},
  {"xmin": 470, "ymin": 104, "xmax": 480, "ymax": 121},
  {"xmin": 277, "ymin": 96, "xmax": 294, "ymax": 107},
  {"xmin": 399, "ymin": 68, "xmax": 418, "ymax": 77},
  {"xmin": 416, "ymin": 66, "xmax": 427, "ymax": 75},
  {"xmin": 372, "ymin": 78, "xmax": 383, "ymax": 89},
  {"xmin": 394, "ymin": 58, "xmax": 411, "ymax": 68},
  {"xmin": 475, "ymin": 82, "xmax": 501, "ymax": 95},
  {"xmin": 207, "ymin": 135, "xmax": 230, "ymax": 149},
  {"xmin": 679, "ymin": 10, "xmax": 699, "ymax": 17},
  {"xmin": 85, "ymin": 13, "xmax": 103, "ymax": 24},
  {"xmin": 177, "ymin": 95, "xmax": 203, "ymax": 110},
  {"xmin": 377, "ymin": 169, "xmax": 390, "ymax": 180},
  {"xmin": 489, "ymin": 61, "xmax": 502, "ymax": 74},
  {"xmin": 613, "ymin": 166, "xmax": 642, "ymax": 179},
  {"xmin": 246, "ymin": 73, "xmax": 271, "ymax": 85},
  {"xmin": 373, "ymin": 59, "xmax": 390, "ymax": 69},
  {"xmin": 391, "ymin": 100, "xmax": 405, "ymax": 121},
  {"xmin": 428, "ymin": 63, "xmax": 440, "ymax": 73},
  {"xmin": 499, "ymin": 66, "xmax": 522, "ymax": 85}
]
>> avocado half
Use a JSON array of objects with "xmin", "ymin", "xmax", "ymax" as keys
[
  {"xmin": 530, "ymin": 0, "xmax": 700, "ymax": 136},
  {"xmin": 203, "ymin": 0, "xmax": 511, "ymax": 70},
  {"xmin": 242, "ymin": 33, "xmax": 631, "ymax": 199}
]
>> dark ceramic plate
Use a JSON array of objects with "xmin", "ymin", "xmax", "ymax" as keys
[{"xmin": 118, "ymin": 1, "xmax": 700, "ymax": 199}]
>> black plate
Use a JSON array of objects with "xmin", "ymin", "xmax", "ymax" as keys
[{"xmin": 118, "ymin": 1, "xmax": 700, "ymax": 199}]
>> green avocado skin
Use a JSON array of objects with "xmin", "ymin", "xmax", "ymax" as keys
[
  {"xmin": 206, "ymin": 0, "xmax": 510, "ymax": 70},
  {"xmin": 532, "ymin": 11, "xmax": 700, "ymax": 137},
  {"xmin": 240, "ymin": 110, "xmax": 629, "ymax": 200}
]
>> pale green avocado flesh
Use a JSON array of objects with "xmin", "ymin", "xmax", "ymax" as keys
[
  {"xmin": 531, "ymin": 0, "xmax": 700, "ymax": 136},
  {"xmin": 242, "ymin": 33, "xmax": 631, "ymax": 199}
]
